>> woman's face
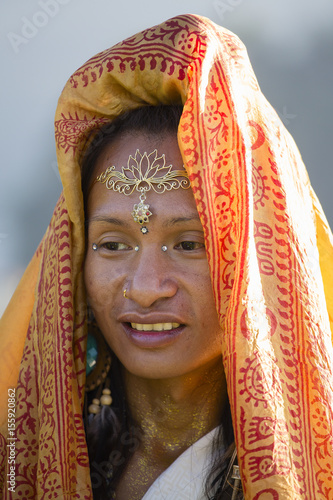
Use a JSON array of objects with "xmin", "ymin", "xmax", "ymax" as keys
[{"xmin": 84, "ymin": 131, "xmax": 223, "ymax": 379}]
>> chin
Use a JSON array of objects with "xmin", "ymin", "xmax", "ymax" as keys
[
  {"xmin": 118, "ymin": 350, "xmax": 221, "ymax": 381},
  {"xmin": 121, "ymin": 356, "xmax": 187, "ymax": 380}
]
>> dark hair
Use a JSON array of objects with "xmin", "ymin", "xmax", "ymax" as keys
[{"xmin": 82, "ymin": 105, "xmax": 241, "ymax": 499}]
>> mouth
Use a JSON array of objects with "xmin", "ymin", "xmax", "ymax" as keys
[
  {"xmin": 130, "ymin": 322, "xmax": 181, "ymax": 332},
  {"xmin": 122, "ymin": 322, "xmax": 185, "ymax": 348}
]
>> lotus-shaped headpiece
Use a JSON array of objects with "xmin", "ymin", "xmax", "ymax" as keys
[{"xmin": 96, "ymin": 149, "xmax": 190, "ymax": 233}]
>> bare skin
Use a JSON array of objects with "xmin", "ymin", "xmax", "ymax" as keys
[
  {"xmin": 114, "ymin": 361, "xmax": 226, "ymax": 499},
  {"xmin": 84, "ymin": 131, "xmax": 227, "ymax": 499}
]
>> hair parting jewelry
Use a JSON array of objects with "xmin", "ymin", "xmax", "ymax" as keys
[{"xmin": 95, "ymin": 149, "xmax": 190, "ymax": 233}]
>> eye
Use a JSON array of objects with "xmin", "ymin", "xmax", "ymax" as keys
[
  {"xmin": 100, "ymin": 242, "xmax": 131, "ymax": 251},
  {"xmin": 175, "ymin": 241, "xmax": 205, "ymax": 251}
]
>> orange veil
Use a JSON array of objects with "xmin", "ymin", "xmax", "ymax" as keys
[{"xmin": 1, "ymin": 14, "xmax": 333, "ymax": 499}]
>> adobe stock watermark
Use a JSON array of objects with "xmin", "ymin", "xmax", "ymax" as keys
[
  {"xmin": 90, "ymin": 426, "xmax": 142, "ymax": 489},
  {"xmin": 213, "ymin": 0, "xmax": 243, "ymax": 21},
  {"xmin": 7, "ymin": 0, "xmax": 72, "ymax": 54},
  {"xmin": 7, "ymin": 388, "xmax": 16, "ymax": 493},
  {"xmin": 270, "ymin": 106, "xmax": 297, "ymax": 129},
  {"xmin": 277, "ymin": 106, "xmax": 297, "ymax": 126}
]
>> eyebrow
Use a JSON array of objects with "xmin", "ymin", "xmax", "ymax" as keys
[
  {"xmin": 86, "ymin": 216, "xmax": 130, "ymax": 227},
  {"xmin": 162, "ymin": 214, "xmax": 202, "ymax": 227},
  {"xmin": 86, "ymin": 213, "xmax": 202, "ymax": 228}
]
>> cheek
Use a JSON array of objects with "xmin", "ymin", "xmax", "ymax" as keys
[
  {"xmin": 84, "ymin": 254, "xmax": 100, "ymax": 301},
  {"xmin": 84, "ymin": 254, "xmax": 124, "ymax": 313},
  {"xmin": 194, "ymin": 271, "xmax": 221, "ymax": 330},
  {"xmin": 181, "ymin": 260, "xmax": 221, "ymax": 327}
]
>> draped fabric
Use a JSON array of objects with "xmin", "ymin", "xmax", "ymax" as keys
[{"xmin": 1, "ymin": 13, "xmax": 333, "ymax": 499}]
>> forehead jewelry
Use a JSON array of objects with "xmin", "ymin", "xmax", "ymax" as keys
[{"xmin": 96, "ymin": 149, "xmax": 190, "ymax": 234}]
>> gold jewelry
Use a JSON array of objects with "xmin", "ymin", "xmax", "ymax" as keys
[
  {"xmin": 161, "ymin": 245, "xmax": 167, "ymax": 252},
  {"xmin": 96, "ymin": 149, "xmax": 190, "ymax": 233},
  {"xmin": 123, "ymin": 289, "xmax": 129, "ymax": 299}
]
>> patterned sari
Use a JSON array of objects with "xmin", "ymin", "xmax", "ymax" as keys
[{"xmin": 1, "ymin": 14, "xmax": 333, "ymax": 499}]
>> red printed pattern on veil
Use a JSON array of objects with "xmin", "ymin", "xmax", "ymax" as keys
[
  {"xmin": 4, "ymin": 14, "xmax": 332, "ymax": 500},
  {"xmin": 10, "ymin": 196, "xmax": 90, "ymax": 499},
  {"xmin": 175, "ymin": 21, "xmax": 333, "ymax": 497}
]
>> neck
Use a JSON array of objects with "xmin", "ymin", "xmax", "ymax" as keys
[{"xmin": 123, "ymin": 357, "xmax": 227, "ymax": 465}]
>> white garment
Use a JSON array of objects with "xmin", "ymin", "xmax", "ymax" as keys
[{"xmin": 142, "ymin": 427, "xmax": 220, "ymax": 500}]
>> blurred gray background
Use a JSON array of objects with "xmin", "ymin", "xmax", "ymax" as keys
[{"xmin": 1, "ymin": 0, "xmax": 332, "ymax": 315}]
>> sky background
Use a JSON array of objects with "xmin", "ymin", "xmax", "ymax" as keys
[{"xmin": 1, "ymin": 0, "xmax": 333, "ymax": 314}]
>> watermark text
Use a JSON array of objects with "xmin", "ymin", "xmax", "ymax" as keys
[{"xmin": 7, "ymin": 388, "xmax": 16, "ymax": 493}]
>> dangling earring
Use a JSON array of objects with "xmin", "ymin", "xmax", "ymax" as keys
[
  {"xmin": 88, "ymin": 386, "xmax": 113, "ymax": 415},
  {"xmin": 85, "ymin": 311, "xmax": 113, "ymax": 414}
]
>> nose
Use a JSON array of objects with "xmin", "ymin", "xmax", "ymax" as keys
[{"xmin": 127, "ymin": 245, "xmax": 178, "ymax": 308}]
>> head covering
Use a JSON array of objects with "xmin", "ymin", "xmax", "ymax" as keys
[{"xmin": 1, "ymin": 13, "xmax": 333, "ymax": 500}]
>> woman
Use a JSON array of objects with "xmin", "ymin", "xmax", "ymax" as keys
[
  {"xmin": 82, "ymin": 104, "xmax": 236, "ymax": 499},
  {"xmin": 1, "ymin": 13, "xmax": 333, "ymax": 500},
  {"xmin": 82, "ymin": 106, "xmax": 233, "ymax": 499}
]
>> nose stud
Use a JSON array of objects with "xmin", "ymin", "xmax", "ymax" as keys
[
  {"xmin": 92, "ymin": 243, "xmax": 98, "ymax": 251},
  {"xmin": 161, "ymin": 245, "xmax": 167, "ymax": 252}
]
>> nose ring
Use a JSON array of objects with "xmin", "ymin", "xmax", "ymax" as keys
[{"xmin": 123, "ymin": 289, "xmax": 129, "ymax": 299}]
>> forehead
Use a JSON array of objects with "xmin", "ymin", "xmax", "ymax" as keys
[
  {"xmin": 93, "ymin": 131, "xmax": 185, "ymax": 178},
  {"xmin": 87, "ymin": 131, "xmax": 198, "ymax": 224}
]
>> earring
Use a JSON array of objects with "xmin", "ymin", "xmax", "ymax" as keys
[
  {"xmin": 88, "ymin": 387, "xmax": 113, "ymax": 415},
  {"xmin": 161, "ymin": 245, "xmax": 167, "ymax": 252},
  {"xmin": 85, "ymin": 308, "xmax": 114, "ymax": 418},
  {"xmin": 85, "ymin": 317, "xmax": 112, "ymax": 392}
]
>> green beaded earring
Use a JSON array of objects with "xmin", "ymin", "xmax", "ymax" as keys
[{"xmin": 85, "ymin": 318, "xmax": 113, "ymax": 414}]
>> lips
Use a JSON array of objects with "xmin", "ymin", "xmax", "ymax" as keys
[{"xmin": 122, "ymin": 321, "xmax": 185, "ymax": 348}]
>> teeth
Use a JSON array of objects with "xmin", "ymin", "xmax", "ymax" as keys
[{"xmin": 131, "ymin": 322, "xmax": 180, "ymax": 332}]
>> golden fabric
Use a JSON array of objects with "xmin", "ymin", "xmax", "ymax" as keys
[{"xmin": 1, "ymin": 14, "xmax": 333, "ymax": 499}]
